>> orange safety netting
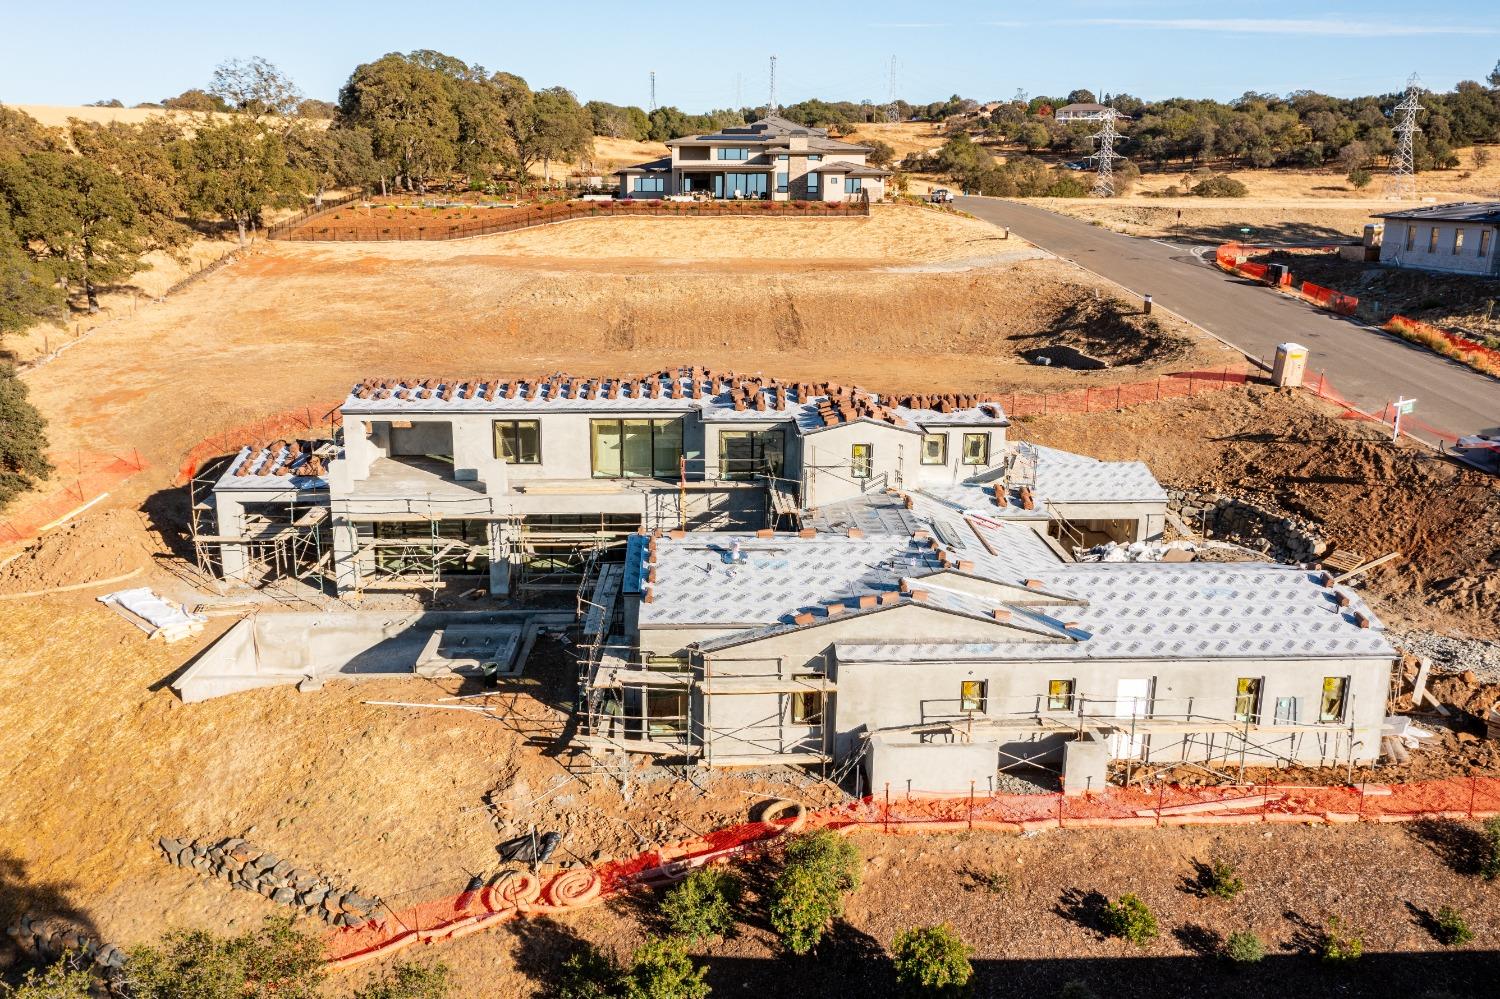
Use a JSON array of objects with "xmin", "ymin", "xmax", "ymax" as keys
[
  {"xmin": 323, "ymin": 775, "xmax": 1500, "ymax": 969},
  {"xmin": 0, "ymin": 450, "xmax": 147, "ymax": 545},
  {"xmin": 998, "ymin": 369, "xmax": 1249, "ymax": 419},
  {"xmin": 176, "ymin": 402, "xmax": 343, "ymax": 485}
]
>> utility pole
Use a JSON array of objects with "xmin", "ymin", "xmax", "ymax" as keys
[
  {"xmin": 1089, "ymin": 107, "xmax": 1123, "ymax": 198},
  {"xmin": 649, "ymin": 70, "xmax": 657, "ymax": 112},
  {"xmin": 1386, "ymin": 73, "xmax": 1423, "ymax": 201},
  {"xmin": 768, "ymin": 55, "xmax": 777, "ymax": 113}
]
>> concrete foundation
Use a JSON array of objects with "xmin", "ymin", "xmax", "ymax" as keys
[
  {"xmin": 1062, "ymin": 733, "xmax": 1109, "ymax": 795},
  {"xmin": 174, "ymin": 611, "xmax": 539, "ymax": 703},
  {"xmin": 867, "ymin": 731, "xmax": 1000, "ymax": 796}
]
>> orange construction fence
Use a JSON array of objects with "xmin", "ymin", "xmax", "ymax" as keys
[
  {"xmin": 0, "ymin": 450, "xmax": 147, "ymax": 546},
  {"xmin": 322, "ymin": 774, "xmax": 1500, "ymax": 970},
  {"xmin": 176, "ymin": 402, "xmax": 343, "ymax": 485}
]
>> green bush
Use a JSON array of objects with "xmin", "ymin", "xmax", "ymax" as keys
[
  {"xmin": 0, "ymin": 954, "xmax": 94, "ymax": 998},
  {"xmin": 891, "ymin": 924, "xmax": 972, "ymax": 997},
  {"xmin": 353, "ymin": 960, "xmax": 452, "ymax": 998},
  {"xmin": 622, "ymin": 936, "xmax": 710, "ymax": 999},
  {"xmin": 1101, "ymin": 894, "xmax": 1157, "ymax": 947},
  {"xmin": 555, "ymin": 944, "xmax": 626, "ymax": 999},
  {"xmin": 1189, "ymin": 175, "xmax": 1249, "ymax": 198},
  {"xmin": 1202, "ymin": 859, "xmax": 1244, "ymax": 900},
  {"xmin": 1347, "ymin": 167, "xmax": 1372, "ymax": 189},
  {"xmin": 1222, "ymin": 930, "xmax": 1265, "ymax": 964},
  {"xmin": 660, "ymin": 867, "xmax": 741, "ymax": 944},
  {"xmin": 1481, "ymin": 817, "xmax": 1500, "ymax": 881},
  {"xmin": 1434, "ymin": 907, "xmax": 1473, "ymax": 947},
  {"xmin": 124, "ymin": 915, "xmax": 325, "ymax": 998},
  {"xmin": 1320, "ymin": 916, "xmax": 1363, "ymax": 964},
  {"xmin": 768, "ymin": 830, "xmax": 861, "ymax": 955}
]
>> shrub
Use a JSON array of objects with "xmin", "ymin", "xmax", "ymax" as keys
[
  {"xmin": 1101, "ymin": 894, "xmax": 1157, "ymax": 946},
  {"xmin": 1222, "ymin": 930, "xmax": 1265, "ymax": 964},
  {"xmin": 1189, "ymin": 175, "xmax": 1248, "ymax": 198},
  {"xmin": 660, "ymin": 867, "xmax": 741, "ymax": 944},
  {"xmin": 968, "ymin": 869, "xmax": 1010, "ymax": 894},
  {"xmin": 622, "ymin": 936, "xmax": 710, "ymax": 999},
  {"xmin": 891, "ymin": 924, "xmax": 972, "ymax": 997},
  {"xmin": 124, "ymin": 915, "xmax": 325, "ymax": 998},
  {"xmin": 1481, "ymin": 817, "xmax": 1500, "ymax": 880},
  {"xmin": 352, "ymin": 961, "xmax": 451, "ymax": 999},
  {"xmin": 1347, "ymin": 167, "xmax": 1372, "ymax": 189},
  {"xmin": 768, "ymin": 830, "xmax": 861, "ymax": 955},
  {"xmin": 1433, "ymin": 907, "xmax": 1473, "ymax": 947},
  {"xmin": 1, "ymin": 953, "xmax": 94, "ymax": 998},
  {"xmin": 1201, "ymin": 859, "xmax": 1244, "ymax": 900},
  {"xmin": 1320, "ymin": 916, "xmax": 1363, "ymax": 964},
  {"xmin": 555, "ymin": 944, "xmax": 626, "ymax": 999}
]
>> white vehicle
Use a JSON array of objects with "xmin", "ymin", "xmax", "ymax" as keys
[{"xmin": 928, "ymin": 188, "xmax": 954, "ymax": 204}]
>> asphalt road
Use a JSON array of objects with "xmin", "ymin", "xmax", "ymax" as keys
[{"xmin": 957, "ymin": 196, "xmax": 1499, "ymax": 445}]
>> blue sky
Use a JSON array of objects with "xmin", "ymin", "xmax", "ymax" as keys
[{"xmin": 3, "ymin": 1, "xmax": 1498, "ymax": 110}]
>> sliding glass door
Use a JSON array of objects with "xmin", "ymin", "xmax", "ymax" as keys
[{"xmin": 591, "ymin": 419, "xmax": 683, "ymax": 478}]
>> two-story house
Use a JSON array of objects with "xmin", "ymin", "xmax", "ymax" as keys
[
  {"xmin": 617, "ymin": 115, "xmax": 889, "ymax": 202},
  {"xmin": 203, "ymin": 369, "xmax": 1165, "ymax": 600}
]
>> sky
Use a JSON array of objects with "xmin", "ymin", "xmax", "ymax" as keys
[{"xmin": 3, "ymin": 1, "xmax": 1498, "ymax": 111}]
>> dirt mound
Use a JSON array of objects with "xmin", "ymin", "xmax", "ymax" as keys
[
  {"xmin": 0, "ymin": 510, "xmax": 149, "ymax": 594},
  {"xmin": 1018, "ymin": 386, "xmax": 1500, "ymax": 639},
  {"xmin": 1009, "ymin": 297, "xmax": 1193, "ymax": 368}
]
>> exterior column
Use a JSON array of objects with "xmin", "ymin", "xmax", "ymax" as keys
[
  {"xmin": 213, "ymin": 493, "xmax": 251, "ymax": 583},
  {"xmin": 331, "ymin": 512, "xmax": 361, "ymax": 596}
]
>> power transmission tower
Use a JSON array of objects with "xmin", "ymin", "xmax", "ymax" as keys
[
  {"xmin": 1386, "ymin": 73, "xmax": 1423, "ymax": 200},
  {"xmin": 768, "ymin": 55, "xmax": 777, "ymax": 113},
  {"xmin": 649, "ymin": 71, "xmax": 657, "ymax": 112},
  {"xmin": 884, "ymin": 55, "xmax": 900, "ymax": 122},
  {"xmin": 1088, "ymin": 108, "xmax": 1124, "ymax": 198}
]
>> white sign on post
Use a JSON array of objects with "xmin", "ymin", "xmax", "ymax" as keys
[{"xmin": 1392, "ymin": 397, "xmax": 1416, "ymax": 440}]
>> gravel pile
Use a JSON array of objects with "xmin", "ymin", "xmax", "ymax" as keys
[{"xmin": 1390, "ymin": 629, "xmax": 1500, "ymax": 682}]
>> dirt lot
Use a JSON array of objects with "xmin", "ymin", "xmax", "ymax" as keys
[
  {"xmin": 2, "ymin": 203, "xmax": 1497, "ymax": 995},
  {"xmin": 1258, "ymin": 249, "xmax": 1500, "ymax": 341}
]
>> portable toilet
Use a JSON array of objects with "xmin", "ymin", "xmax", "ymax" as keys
[{"xmin": 1272, "ymin": 343, "xmax": 1308, "ymax": 388}]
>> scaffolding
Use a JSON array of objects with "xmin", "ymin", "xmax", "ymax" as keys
[{"xmin": 190, "ymin": 453, "xmax": 333, "ymax": 594}]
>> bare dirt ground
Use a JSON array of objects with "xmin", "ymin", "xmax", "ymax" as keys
[{"xmin": 1, "ymin": 204, "xmax": 1495, "ymax": 995}]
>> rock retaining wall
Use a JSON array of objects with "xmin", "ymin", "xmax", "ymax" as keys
[
  {"xmin": 158, "ymin": 836, "xmax": 381, "ymax": 927},
  {"xmin": 5, "ymin": 913, "xmax": 126, "ymax": 983},
  {"xmin": 1168, "ymin": 490, "xmax": 1327, "ymax": 564}
]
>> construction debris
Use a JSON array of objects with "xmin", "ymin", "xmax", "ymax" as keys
[{"xmin": 97, "ymin": 587, "xmax": 206, "ymax": 642}]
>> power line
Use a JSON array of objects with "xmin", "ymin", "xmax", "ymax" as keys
[
  {"xmin": 1088, "ymin": 107, "xmax": 1124, "ymax": 198},
  {"xmin": 1386, "ymin": 73, "xmax": 1423, "ymax": 201}
]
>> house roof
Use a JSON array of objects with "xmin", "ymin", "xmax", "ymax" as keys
[
  {"xmin": 918, "ymin": 444, "xmax": 1167, "ymax": 517},
  {"xmin": 836, "ymin": 562, "xmax": 1394, "ymax": 663},
  {"xmin": 617, "ymin": 157, "xmax": 672, "ymax": 174},
  {"xmin": 337, "ymin": 371, "xmax": 1011, "ymax": 437},
  {"xmin": 214, "ymin": 440, "xmax": 333, "ymax": 492},
  {"xmin": 820, "ymin": 160, "xmax": 891, "ymax": 177},
  {"xmin": 1373, "ymin": 202, "xmax": 1500, "ymax": 224},
  {"xmin": 1056, "ymin": 103, "xmax": 1109, "ymax": 113}
]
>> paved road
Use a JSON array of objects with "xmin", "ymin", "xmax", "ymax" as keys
[{"xmin": 957, "ymin": 196, "xmax": 1499, "ymax": 445}]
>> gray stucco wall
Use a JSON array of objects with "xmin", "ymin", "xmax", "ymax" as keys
[{"xmin": 1379, "ymin": 220, "xmax": 1500, "ymax": 276}]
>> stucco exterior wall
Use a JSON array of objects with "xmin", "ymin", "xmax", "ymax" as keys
[{"xmin": 1379, "ymin": 220, "xmax": 1500, "ymax": 276}]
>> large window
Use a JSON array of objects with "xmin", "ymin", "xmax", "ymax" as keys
[
  {"xmin": 1234, "ymin": 677, "xmax": 1263, "ymax": 723},
  {"xmin": 844, "ymin": 177, "xmax": 863, "ymax": 194},
  {"xmin": 961, "ymin": 433, "xmax": 990, "ymax": 466},
  {"xmin": 493, "ymin": 420, "xmax": 540, "ymax": 464},
  {"xmin": 719, "ymin": 428, "xmax": 784, "ymax": 479},
  {"xmin": 920, "ymin": 433, "xmax": 948, "ymax": 465},
  {"xmin": 714, "ymin": 172, "xmax": 767, "ymax": 198},
  {"xmin": 850, "ymin": 443, "xmax": 873, "ymax": 479},
  {"xmin": 591, "ymin": 419, "xmax": 683, "ymax": 478},
  {"xmin": 960, "ymin": 680, "xmax": 987, "ymax": 713},
  {"xmin": 777, "ymin": 171, "xmax": 789, "ymax": 193},
  {"xmin": 1319, "ymin": 676, "xmax": 1348, "ymax": 723},
  {"xmin": 1048, "ymin": 679, "xmax": 1075, "ymax": 711},
  {"xmin": 647, "ymin": 688, "xmax": 688, "ymax": 738},
  {"xmin": 632, "ymin": 176, "xmax": 664, "ymax": 193},
  {"xmin": 716, "ymin": 146, "xmax": 751, "ymax": 160},
  {"xmin": 806, "ymin": 172, "xmax": 819, "ymax": 194}
]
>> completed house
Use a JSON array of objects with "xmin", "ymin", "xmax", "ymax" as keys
[
  {"xmin": 618, "ymin": 115, "xmax": 889, "ymax": 202},
  {"xmin": 1373, "ymin": 203, "xmax": 1500, "ymax": 277},
  {"xmin": 1054, "ymin": 102, "xmax": 1114, "ymax": 123}
]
